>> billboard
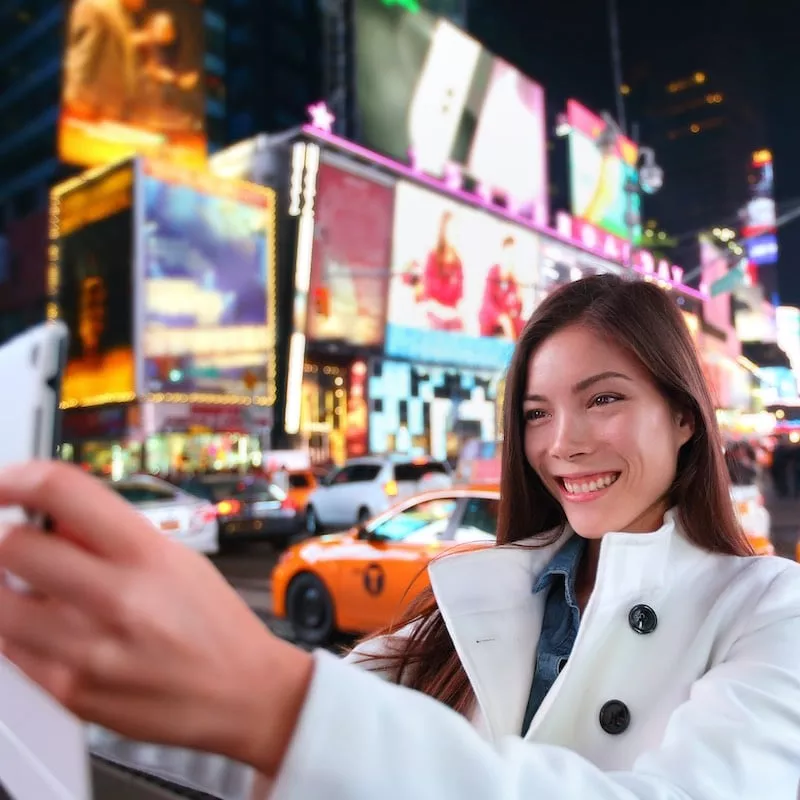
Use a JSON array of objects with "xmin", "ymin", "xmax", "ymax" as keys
[
  {"xmin": 60, "ymin": 0, "xmax": 206, "ymax": 168},
  {"xmin": 354, "ymin": 0, "xmax": 548, "ymax": 223},
  {"xmin": 385, "ymin": 181, "xmax": 538, "ymax": 370},
  {"xmin": 743, "ymin": 149, "xmax": 779, "ymax": 301},
  {"xmin": 140, "ymin": 160, "xmax": 276, "ymax": 404},
  {"xmin": 308, "ymin": 161, "xmax": 395, "ymax": 347},
  {"xmin": 52, "ymin": 162, "xmax": 136, "ymax": 407},
  {"xmin": 567, "ymin": 99, "xmax": 641, "ymax": 243}
]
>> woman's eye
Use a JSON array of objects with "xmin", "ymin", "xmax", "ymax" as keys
[
  {"xmin": 524, "ymin": 408, "xmax": 548, "ymax": 422},
  {"xmin": 591, "ymin": 394, "xmax": 621, "ymax": 407}
]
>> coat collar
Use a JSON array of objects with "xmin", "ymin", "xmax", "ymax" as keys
[{"xmin": 427, "ymin": 509, "xmax": 702, "ymax": 739}]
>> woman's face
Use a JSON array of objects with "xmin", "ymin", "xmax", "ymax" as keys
[{"xmin": 523, "ymin": 324, "xmax": 694, "ymax": 537}]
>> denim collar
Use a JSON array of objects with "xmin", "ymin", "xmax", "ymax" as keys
[{"xmin": 532, "ymin": 533, "xmax": 586, "ymax": 610}]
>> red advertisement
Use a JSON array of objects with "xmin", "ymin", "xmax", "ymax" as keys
[{"xmin": 308, "ymin": 162, "xmax": 395, "ymax": 347}]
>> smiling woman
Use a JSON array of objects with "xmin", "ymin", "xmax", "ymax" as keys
[{"xmin": 0, "ymin": 278, "xmax": 798, "ymax": 800}]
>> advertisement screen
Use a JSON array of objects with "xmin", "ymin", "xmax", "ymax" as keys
[
  {"xmin": 354, "ymin": 0, "xmax": 548, "ymax": 222},
  {"xmin": 60, "ymin": 0, "xmax": 206, "ymax": 168},
  {"xmin": 54, "ymin": 163, "xmax": 135, "ymax": 407},
  {"xmin": 567, "ymin": 99, "xmax": 641, "ymax": 243},
  {"xmin": 141, "ymin": 161, "xmax": 276, "ymax": 403},
  {"xmin": 385, "ymin": 181, "xmax": 538, "ymax": 370},
  {"xmin": 308, "ymin": 161, "xmax": 395, "ymax": 347}
]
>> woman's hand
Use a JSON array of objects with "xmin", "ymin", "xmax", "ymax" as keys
[{"xmin": 0, "ymin": 461, "xmax": 313, "ymax": 777}]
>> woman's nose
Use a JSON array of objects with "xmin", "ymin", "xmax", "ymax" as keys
[{"xmin": 548, "ymin": 413, "xmax": 591, "ymax": 461}]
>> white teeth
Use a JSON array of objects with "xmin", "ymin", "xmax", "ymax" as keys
[{"xmin": 563, "ymin": 474, "xmax": 619, "ymax": 495}]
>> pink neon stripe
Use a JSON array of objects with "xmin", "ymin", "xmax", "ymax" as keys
[{"xmin": 301, "ymin": 124, "xmax": 705, "ymax": 302}]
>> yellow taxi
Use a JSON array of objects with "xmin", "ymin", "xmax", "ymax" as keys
[
  {"xmin": 271, "ymin": 482, "xmax": 776, "ymax": 644},
  {"xmin": 271, "ymin": 487, "xmax": 498, "ymax": 644}
]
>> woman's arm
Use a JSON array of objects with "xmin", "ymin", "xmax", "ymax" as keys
[{"xmin": 265, "ymin": 565, "xmax": 800, "ymax": 799}]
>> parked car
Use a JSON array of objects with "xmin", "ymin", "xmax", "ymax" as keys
[
  {"xmin": 107, "ymin": 474, "xmax": 218, "ymax": 555},
  {"xmin": 303, "ymin": 455, "xmax": 453, "ymax": 534},
  {"xmin": 273, "ymin": 486, "xmax": 498, "ymax": 644},
  {"xmin": 181, "ymin": 473, "xmax": 302, "ymax": 549}
]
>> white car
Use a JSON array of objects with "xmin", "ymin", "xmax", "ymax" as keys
[
  {"xmin": 107, "ymin": 474, "xmax": 219, "ymax": 555},
  {"xmin": 304, "ymin": 455, "xmax": 453, "ymax": 534}
]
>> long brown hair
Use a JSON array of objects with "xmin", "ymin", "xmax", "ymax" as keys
[{"xmin": 354, "ymin": 274, "xmax": 752, "ymax": 716}]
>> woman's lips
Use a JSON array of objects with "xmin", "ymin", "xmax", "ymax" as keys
[{"xmin": 556, "ymin": 472, "xmax": 621, "ymax": 502}]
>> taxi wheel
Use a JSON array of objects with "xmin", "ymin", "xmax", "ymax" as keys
[{"xmin": 286, "ymin": 573, "xmax": 335, "ymax": 646}]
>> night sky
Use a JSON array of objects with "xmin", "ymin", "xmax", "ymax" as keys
[{"xmin": 469, "ymin": 0, "xmax": 800, "ymax": 305}]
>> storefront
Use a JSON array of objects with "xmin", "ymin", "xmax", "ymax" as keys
[
  {"xmin": 140, "ymin": 403, "xmax": 273, "ymax": 475},
  {"xmin": 61, "ymin": 405, "xmax": 141, "ymax": 479},
  {"xmin": 299, "ymin": 358, "xmax": 370, "ymax": 466},
  {"xmin": 61, "ymin": 402, "xmax": 273, "ymax": 477}
]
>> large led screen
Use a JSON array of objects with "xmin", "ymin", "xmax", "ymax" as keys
[
  {"xmin": 567, "ymin": 99, "xmax": 641, "ymax": 243},
  {"xmin": 53, "ymin": 163, "xmax": 136, "ymax": 407},
  {"xmin": 308, "ymin": 161, "xmax": 395, "ymax": 347},
  {"xmin": 354, "ymin": 0, "xmax": 548, "ymax": 223},
  {"xmin": 141, "ymin": 161, "xmax": 276, "ymax": 403},
  {"xmin": 385, "ymin": 181, "xmax": 538, "ymax": 370},
  {"xmin": 60, "ymin": 0, "xmax": 206, "ymax": 168}
]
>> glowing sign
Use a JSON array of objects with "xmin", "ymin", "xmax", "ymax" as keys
[
  {"xmin": 307, "ymin": 103, "xmax": 335, "ymax": 134},
  {"xmin": 553, "ymin": 212, "xmax": 699, "ymax": 297},
  {"xmin": 303, "ymin": 119, "xmax": 705, "ymax": 300},
  {"xmin": 380, "ymin": 0, "xmax": 420, "ymax": 11},
  {"xmin": 752, "ymin": 149, "xmax": 773, "ymax": 167}
]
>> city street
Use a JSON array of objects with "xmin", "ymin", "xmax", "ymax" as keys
[{"xmin": 214, "ymin": 493, "xmax": 800, "ymax": 645}]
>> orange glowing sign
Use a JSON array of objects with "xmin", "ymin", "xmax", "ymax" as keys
[{"xmin": 752, "ymin": 149, "xmax": 773, "ymax": 167}]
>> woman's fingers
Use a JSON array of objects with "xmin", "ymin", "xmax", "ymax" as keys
[
  {"xmin": 2, "ymin": 641, "xmax": 78, "ymax": 710},
  {"xmin": 0, "ymin": 521, "xmax": 122, "ymax": 613},
  {"xmin": 0, "ymin": 461, "xmax": 164, "ymax": 563}
]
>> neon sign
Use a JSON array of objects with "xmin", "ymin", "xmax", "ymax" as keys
[
  {"xmin": 302, "ymin": 111, "xmax": 706, "ymax": 301},
  {"xmin": 380, "ymin": 0, "xmax": 420, "ymax": 11},
  {"xmin": 553, "ymin": 211, "xmax": 690, "ymax": 288}
]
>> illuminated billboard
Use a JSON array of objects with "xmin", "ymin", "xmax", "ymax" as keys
[
  {"xmin": 51, "ymin": 162, "xmax": 136, "ymax": 407},
  {"xmin": 567, "ymin": 99, "xmax": 641, "ymax": 243},
  {"xmin": 140, "ymin": 160, "xmax": 276, "ymax": 405},
  {"xmin": 308, "ymin": 161, "xmax": 395, "ymax": 347},
  {"xmin": 354, "ymin": 0, "xmax": 548, "ymax": 223},
  {"xmin": 60, "ymin": 0, "xmax": 206, "ymax": 168},
  {"xmin": 385, "ymin": 181, "xmax": 538, "ymax": 370},
  {"xmin": 743, "ymin": 149, "xmax": 779, "ymax": 301}
]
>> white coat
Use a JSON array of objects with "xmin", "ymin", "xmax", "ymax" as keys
[{"xmin": 89, "ymin": 510, "xmax": 800, "ymax": 800}]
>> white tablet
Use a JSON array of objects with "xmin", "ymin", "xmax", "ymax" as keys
[{"xmin": 0, "ymin": 321, "xmax": 92, "ymax": 800}]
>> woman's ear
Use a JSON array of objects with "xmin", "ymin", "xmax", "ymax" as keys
[{"xmin": 673, "ymin": 406, "xmax": 695, "ymax": 447}]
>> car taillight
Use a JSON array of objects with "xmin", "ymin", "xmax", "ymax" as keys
[
  {"xmin": 216, "ymin": 499, "xmax": 241, "ymax": 516},
  {"xmin": 192, "ymin": 506, "xmax": 217, "ymax": 527},
  {"xmin": 384, "ymin": 480, "xmax": 398, "ymax": 497},
  {"xmin": 281, "ymin": 495, "xmax": 297, "ymax": 511}
]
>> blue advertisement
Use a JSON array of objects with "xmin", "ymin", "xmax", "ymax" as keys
[
  {"xmin": 745, "ymin": 232, "xmax": 778, "ymax": 267},
  {"xmin": 141, "ymin": 161, "xmax": 276, "ymax": 402}
]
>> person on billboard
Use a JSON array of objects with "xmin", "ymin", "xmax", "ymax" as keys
[
  {"xmin": 478, "ymin": 234, "xmax": 525, "ymax": 339},
  {"xmin": 2, "ymin": 276, "xmax": 800, "ymax": 799},
  {"xmin": 62, "ymin": 0, "xmax": 148, "ymax": 123},
  {"xmin": 414, "ymin": 209, "xmax": 464, "ymax": 330},
  {"xmin": 62, "ymin": 266, "xmax": 135, "ymax": 404},
  {"xmin": 135, "ymin": 11, "xmax": 200, "ymax": 128}
]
